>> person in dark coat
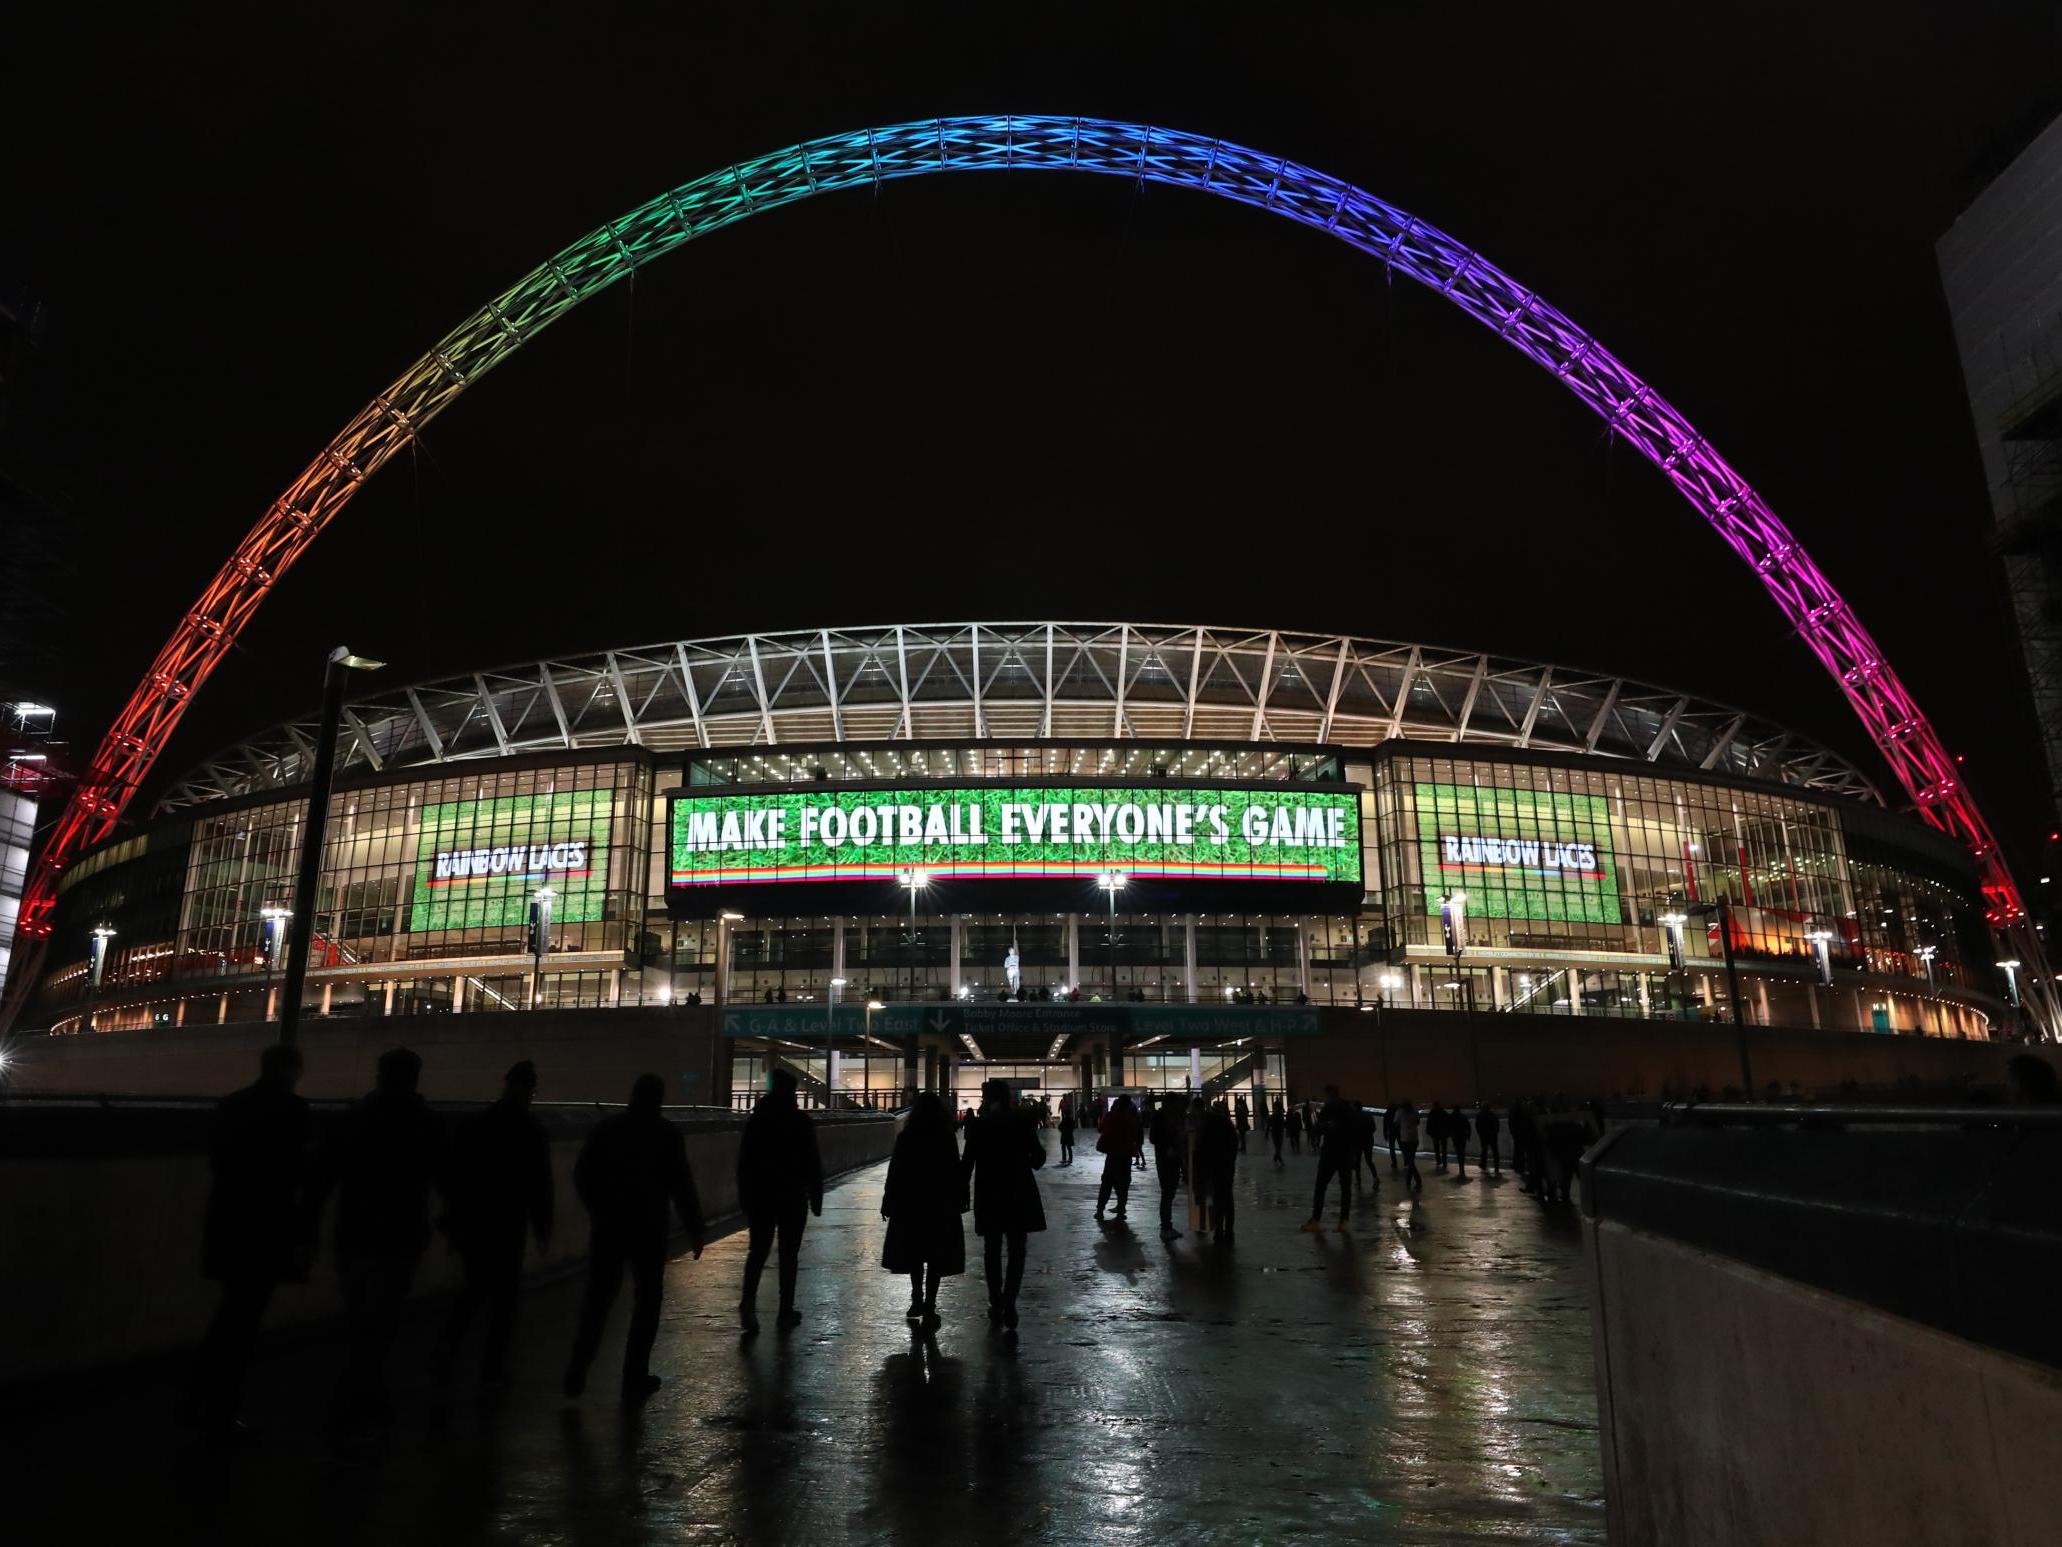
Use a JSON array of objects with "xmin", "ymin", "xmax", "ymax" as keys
[
  {"xmin": 1300, "ymin": 1085, "xmax": 1361, "ymax": 1231},
  {"xmin": 1509, "ymin": 1099, "xmax": 1538, "ymax": 1190},
  {"xmin": 959, "ymin": 1077, "xmax": 1045, "ymax": 1334},
  {"xmin": 1199, "ymin": 1101, "xmax": 1240, "ymax": 1241},
  {"xmin": 1285, "ymin": 1100, "xmax": 1304, "ymax": 1155},
  {"xmin": 735, "ymin": 1067, "xmax": 823, "ymax": 1334},
  {"xmin": 1233, "ymin": 1093, "xmax": 1251, "ymax": 1154},
  {"xmin": 880, "ymin": 1092, "xmax": 964, "ymax": 1327},
  {"xmin": 1148, "ymin": 1093, "xmax": 1188, "ymax": 1239},
  {"xmin": 1475, "ymin": 1103, "xmax": 1502, "ymax": 1175},
  {"xmin": 431, "ymin": 1060, "xmax": 553, "ymax": 1386},
  {"xmin": 1427, "ymin": 1102, "xmax": 1450, "ymax": 1170},
  {"xmin": 1267, "ymin": 1096, "xmax": 1287, "ymax": 1167},
  {"xmin": 1383, "ymin": 1103, "xmax": 1400, "ymax": 1170},
  {"xmin": 310, "ymin": 1047, "xmax": 447, "ymax": 1439},
  {"xmin": 1358, "ymin": 1104, "xmax": 1381, "ymax": 1189},
  {"xmin": 563, "ymin": 1074, "xmax": 703, "ymax": 1403},
  {"xmin": 1094, "ymin": 1093, "xmax": 1140, "ymax": 1219},
  {"xmin": 1056, "ymin": 1094, "xmax": 1077, "ymax": 1166},
  {"xmin": 192, "ymin": 1042, "xmax": 313, "ymax": 1438}
]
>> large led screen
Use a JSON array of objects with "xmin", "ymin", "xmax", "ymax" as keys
[
  {"xmin": 1414, "ymin": 781, "xmax": 1621, "ymax": 924},
  {"xmin": 410, "ymin": 789, "xmax": 612, "ymax": 931},
  {"xmin": 669, "ymin": 784, "xmax": 1362, "ymax": 887}
]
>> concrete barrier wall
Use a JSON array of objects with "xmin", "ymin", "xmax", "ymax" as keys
[
  {"xmin": 3, "ymin": 1005, "xmax": 727, "ymax": 1105},
  {"xmin": 1283, "ymin": 1008, "xmax": 2040, "ymax": 1104},
  {"xmin": 1586, "ymin": 1221, "xmax": 2062, "ymax": 1545},
  {"xmin": 0, "ymin": 1101, "xmax": 900, "ymax": 1386}
]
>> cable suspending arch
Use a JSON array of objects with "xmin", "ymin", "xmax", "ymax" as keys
[{"xmin": 15, "ymin": 114, "xmax": 2049, "ymax": 1031}]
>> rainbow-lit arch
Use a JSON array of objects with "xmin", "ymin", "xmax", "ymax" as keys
[{"xmin": 18, "ymin": 114, "xmax": 2046, "ymax": 1025}]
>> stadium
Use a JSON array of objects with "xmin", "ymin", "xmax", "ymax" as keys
[{"xmin": 29, "ymin": 621, "xmax": 2004, "ymax": 1107}]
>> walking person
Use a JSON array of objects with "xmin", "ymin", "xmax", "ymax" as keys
[
  {"xmin": 1300, "ymin": 1085, "xmax": 1360, "ymax": 1232},
  {"xmin": 1286, "ymin": 1100, "xmax": 1304, "ymax": 1155},
  {"xmin": 1149, "ymin": 1093, "xmax": 1188, "ymax": 1239},
  {"xmin": 1095, "ymin": 1092, "xmax": 1140, "ymax": 1220},
  {"xmin": 735, "ymin": 1068, "xmax": 822, "ymax": 1333},
  {"xmin": 311, "ymin": 1047, "xmax": 447, "ymax": 1443},
  {"xmin": 1475, "ymin": 1102, "xmax": 1501, "ymax": 1176},
  {"xmin": 1233, "ymin": 1093, "xmax": 1251, "ymax": 1154},
  {"xmin": 1509, "ymin": 1098, "xmax": 1537, "ymax": 1191},
  {"xmin": 1383, "ymin": 1103, "xmax": 1399, "ymax": 1171},
  {"xmin": 1358, "ymin": 1104, "xmax": 1380, "ymax": 1191},
  {"xmin": 880, "ymin": 1092, "xmax": 964, "ymax": 1330},
  {"xmin": 1427, "ymin": 1102, "xmax": 1450, "ymax": 1171},
  {"xmin": 960, "ymin": 1077, "xmax": 1046, "ymax": 1336},
  {"xmin": 1135, "ymin": 1092, "xmax": 1152, "ymax": 1172},
  {"xmin": 1057, "ymin": 1094, "xmax": 1077, "ymax": 1166},
  {"xmin": 1200, "ymin": 1101, "xmax": 1240, "ymax": 1241},
  {"xmin": 192, "ymin": 1043, "xmax": 314, "ymax": 1440},
  {"xmin": 1396, "ymin": 1099, "xmax": 1422, "ymax": 1193},
  {"xmin": 564, "ymin": 1074, "xmax": 704, "ymax": 1402},
  {"xmin": 431, "ymin": 1060, "xmax": 553, "ymax": 1387},
  {"xmin": 1452, "ymin": 1107, "xmax": 1469, "ymax": 1180},
  {"xmin": 1268, "ymin": 1097, "xmax": 1287, "ymax": 1168}
]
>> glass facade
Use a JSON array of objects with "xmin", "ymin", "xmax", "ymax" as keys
[{"xmin": 38, "ymin": 742, "xmax": 1999, "ymax": 1039}]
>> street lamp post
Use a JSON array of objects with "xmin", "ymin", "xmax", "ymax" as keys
[
  {"xmin": 1377, "ymin": 969, "xmax": 1403, "ymax": 1100},
  {"xmin": 529, "ymin": 884, "xmax": 555, "ymax": 1008},
  {"xmin": 1099, "ymin": 868, "xmax": 1127, "ymax": 1000},
  {"xmin": 827, "ymin": 975, "xmax": 847, "ymax": 1114},
  {"xmin": 900, "ymin": 866, "xmax": 929, "ymax": 1001},
  {"xmin": 261, "ymin": 904, "xmax": 291, "ymax": 1020},
  {"xmin": 277, "ymin": 645, "xmax": 385, "ymax": 1046},
  {"xmin": 87, "ymin": 923, "xmax": 116, "ymax": 1032}
]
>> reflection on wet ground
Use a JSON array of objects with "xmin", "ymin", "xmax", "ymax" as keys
[{"xmin": 9, "ymin": 1138, "xmax": 1603, "ymax": 1545}]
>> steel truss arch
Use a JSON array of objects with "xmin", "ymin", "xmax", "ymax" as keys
[
  {"xmin": 151, "ymin": 623, "xmax": 1880, "ymax": 810},
  {"xmin": 16, "ymin": 114, "xmax": 2052, "ymax": 1031}
]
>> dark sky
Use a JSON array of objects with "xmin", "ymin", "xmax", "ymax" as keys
[{"xmin": 6, "ymin": 5, "xmax": 2061, "ymax": 865}]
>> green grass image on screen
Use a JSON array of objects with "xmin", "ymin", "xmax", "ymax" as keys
[
  {"xmin": 1414, "ymin": 782, "xmax": 1621, "ymax": 925},
  {"xmin": 411, "ymin": 789, "xmax": 612, "ymax": 932},
  {"xmin": 669, "ymin": 785, "xmax": 1362, "ymax": 885}
]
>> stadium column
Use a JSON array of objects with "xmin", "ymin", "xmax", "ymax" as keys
[
  {"xmin": 832, "ymin": 920, "xmax": 845, "ymax": 987},
  {"xmin": 1297, "ymin": 926, "xmax": 1310, "ymax": 998},
  {"xmin": 1067, "ymin": 917, "xmax": 1080, "ymax": 995},
  {"xmin": 949, "ymin": 916, "xmax": 962, "ymax": 999},
  {"xmin": 1184, "ymin": 917, "xmax": 1199, "ymax": 1004}
]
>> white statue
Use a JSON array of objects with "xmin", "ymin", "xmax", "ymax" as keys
[{"xmin": 1004, "ymin": 940, "xmax": 1021, "ymax": 998}]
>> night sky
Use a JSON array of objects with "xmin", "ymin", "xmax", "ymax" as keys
[{"xmin": 5, "ymin": 6, "xmax": 2060, "ymax": 868}]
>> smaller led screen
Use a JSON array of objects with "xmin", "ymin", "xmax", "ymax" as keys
[{"xmin": 1415, "ymin": 781, "xmax": 1620, "ymax": 924}]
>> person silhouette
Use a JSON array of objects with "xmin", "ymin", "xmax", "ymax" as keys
[
  {"xmin": 1056, "ymin": 1093, "xmax": 1077, "ymax": 1166},
  {"xmin": 192, "ymin": 1042, "xmax": 313, "ymax": 1439},
  {"xmin": 1300, "ymin": 1084, "xmax": 1360, "ymax": 1232},
  {"xmin": 1475, "ymin": 1102, "xmax": 1502, "ymax": 1175},
  {"xmin": 736, "ymin": 1067, "xmax": 823, "ymax": 1334},
  {"xmin": 431, "ymin": 1060, "xmax": 553, "ymax": 1387},
  {"xmin": 1148, "ymin": 1092, "xmax": 1188, "ymax": 1239},
  {"xmin": 1199, "ymin": 1100, "xmax": 1240, "ymax": 1241},
  {"xmin": 880, "ymin": 1092, "xmax": 964, "ymax": 1328},
  {"xmin": 1094, "ymin": 1093, "xmax": 1140, "ymax": 1219},
  {"xmin": 310, "ymin": 1046, "xmax": 447, "ymax": 1441},
  {"xmin": 960, "ymin": 1077, "xmax": 1046, "ymax": 1336},
  {"xmin": 563, "ymin": 1073, "xmax": 703, "ymax": 1403},
  {"xmin": 1268, "ymin": 1096, "xmax": 1287, "ymax": 1168}
]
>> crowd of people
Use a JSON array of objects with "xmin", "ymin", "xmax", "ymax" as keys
[{"xmin": 191, "ymin": 1040, "xmax": 1610, "ymax": 1445}]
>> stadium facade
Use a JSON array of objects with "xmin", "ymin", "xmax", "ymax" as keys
[{"xmin": 32, "ymin": 623, "xmax": 2002, "ymax": 1104}]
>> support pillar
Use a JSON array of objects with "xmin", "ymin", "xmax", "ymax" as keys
[
  {"xmin": 1754, "ymin": 977, "xmax": 1771, "ymax": 1027},
  {"xmin": 1566, "ymin": 969, "xmax": 1586, "ymax": 1015},
  {"xmin": 1636, "ymin": 971, "xmax": 1651, "ymax": 1018},
  {"xmin": 1184, "ymin": 915, "xmax": 1199, "ymax": 1004},
  {"xmin": 949, "ymin": 915, "xmax": 963, "ymax": 999},
  {"xmin": 1297, "ymin": 925, "xmax": 1310, "ymax": 997},
  {"xmin": 1067, "ymin": 915, "xmax": 1079, "ymax": 995},
  {"xmin": 1806, "ymin": 981, "xmax": 1822, "ymax": 1029},
  {"xmin": 1189, "ymin": 1043, "xmax": 1204, "ymax": 1094}
]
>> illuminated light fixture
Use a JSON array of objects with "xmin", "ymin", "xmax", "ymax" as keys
[{"xmin": 720, "ymin": 910, "xmax": 745, "ymax": 922}]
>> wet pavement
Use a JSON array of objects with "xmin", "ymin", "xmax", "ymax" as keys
[{"xmin": 13, "ymin": 1135, "xmax": 1604, "ymax": 1545}]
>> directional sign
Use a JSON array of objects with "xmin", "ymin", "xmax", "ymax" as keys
[{"xmin": 718, "ymin": 1002, "xmax": 1324, "ymax": 1040}]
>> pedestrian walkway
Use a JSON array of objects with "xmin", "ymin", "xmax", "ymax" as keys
[{"xmin": 8, "ymin": 1132, "xmax": 1603, "ymax": 1545}]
